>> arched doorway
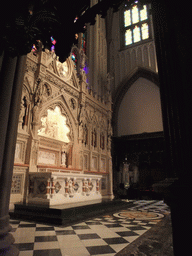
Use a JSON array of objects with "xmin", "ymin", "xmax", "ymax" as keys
[{"xmin": 112, "ymin": 68, "xmax": 165, "ymax": 199}]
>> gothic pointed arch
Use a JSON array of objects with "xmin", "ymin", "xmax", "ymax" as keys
[
  {"xmin": 112, "ymin": 67, "xmax": 159, "ymax": 136},
  {"xmin": 38, "ymin": 101, "xmax": 74, "ymax": 143},
  {"xmin": 23, "ymin": 76, "xmax": 33, "ymax": 96}
]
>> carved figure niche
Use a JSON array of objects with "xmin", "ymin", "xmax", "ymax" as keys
[
  {"xmin": 83, "ymin": 124, "xmax": 88, "ymax": 145},
  {"xmin": 38, "ymin": 106, "xmax": 70, "ymax": 143},
  {"xmin": 19, "ymin": 96, "xmax": 29, "ymax": 130},
  {"xmin": 100, "ymin": 132, "xmax": 105, "ymax": 150},
  {"xmin": 91, "ymin": 129, "xmax": 97, "ymax": 148}
]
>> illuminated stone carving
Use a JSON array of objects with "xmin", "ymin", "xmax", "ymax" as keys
[
  {"xmin": 82, "ymin": 179, "xmax": 94, "ymax": 195},
  {"xmin": 56, "ymin": 60, "xmax": 68, "ymax": 77},
  {"xmin": 65, "ymin": 178, "xmax": 79, "ymax": 197},
  {"xmin": 38, "ymin": 106, "xmax": 70, "ymax": 143}
]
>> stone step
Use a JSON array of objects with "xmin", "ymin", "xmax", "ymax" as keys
[{"xmin": 10, "ymin": 199, "xmax": 134, "ymax": 226}]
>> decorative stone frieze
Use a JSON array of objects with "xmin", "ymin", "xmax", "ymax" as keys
[
  {"xmin": 28, "ymin": 172, "xmax": 102, "ymax": 205},
  {"xmin": 64, "ymin": 86, "xmax": 79, "ymax": 98},
  {"xmin": 45, "ymin": 73, "xmax": 64, "ymax": 88}
]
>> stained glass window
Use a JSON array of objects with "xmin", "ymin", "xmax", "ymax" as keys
[
  {"xmin": 71, "ymin": 50, "xmax": 78, "ymax": 69},
  {"xmin": 124, "ymin": 10, "xmax": 131, "ymax": 27},
  {"xmin": 133, "ymin": 26, "xmax": 141, "ymax": 43},
  {"xmin": 125, "ymin": 29, "xmax": 132, "ymax": 45},
  {"xmin": 82, "ymin": 33, "xmax": 86, "ymax": 54},
  {"xmin": 142, "ymin": 23, "xmax": 149, "ymax": 39},
  {"xmin": 132, "ymin": 5, "xmax": 139, "ymax": 24},
  {"xmin": 51, "ymin": 45, "xmax": 55, "ymax": 52},
  {"xmin": 32, "ymin": 44, "xmax": 37, "ymax": 54},
  {"xmin": 140, "ymin": 5, "xmax": 148, "ymax": 21},
  {"xmin": 50, "ymin": 37, "xmax": 56, "ymax": 45},
  {"xmin": 123, "ymin": 3, "xmax": 150, "ymax": 46},
  {"xmin": 50, "ymin": 37, "xmax": 56, "ymax": 52}
]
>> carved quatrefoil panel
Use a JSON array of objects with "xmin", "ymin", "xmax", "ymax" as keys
[{"xmin": 55, "ymin": 181, "xmax": 62, "ymax": 193}]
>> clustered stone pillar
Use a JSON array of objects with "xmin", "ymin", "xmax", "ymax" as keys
[
  {"xmin": 151, "ymin": 1, "xmax": 192, "ymax": 255},
  {"xmin": 0, "ymin": 52, "xmax": 26, "ymax": 255}
]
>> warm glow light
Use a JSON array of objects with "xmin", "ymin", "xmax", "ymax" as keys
[
  {"xmin": 142, "ymin": 23, "xmax": 149, "ymax": 39},
  {"xmin": 132, "ymin": 5, "xmax": 139, "ymax": 24},
  {"xmin": 124, "ymin": 10, "xmax": 131, "ymax": 27},
  {"xmin": 124, "ymin": 4, "xmax": 149, "ymax": 46},
  {"xmin": 133, "ymin": 26, "xmax": 141, "ymax": 43},
  {"xmin": 125, "ymin": 29, "xmax": 132, "ymax": 45},
  {"xmin": 140, "ymin": 5, "xmax": 148, "ymax": 21},
  {"xmin": 38, "ymin": 106, "xmax": 70, "ymax": 143},
  {"xmin": 56, "ymin": 61, "xmax": 68, "ymax": 77}
]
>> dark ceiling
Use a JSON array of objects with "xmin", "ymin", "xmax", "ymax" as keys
[{"xmin": 0, "ymin": 0, "xmax": 150, "ymax": 61}]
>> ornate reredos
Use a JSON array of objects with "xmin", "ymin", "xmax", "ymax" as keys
[
  {"xmin": 48, "ymin": 55, "xmax": 74, "ymax": 82},
  {"xmin": 38, "ymin": 102, "xmax": 74, "ymax": 143}
]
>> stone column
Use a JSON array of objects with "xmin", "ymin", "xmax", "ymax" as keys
[
  {"xmin": 0, "ymin": 53, "xmax": 27, "ymax": 255},
  {"xmin": 151, "ymin": 1, "xmax": 192, "ymax": 255}
]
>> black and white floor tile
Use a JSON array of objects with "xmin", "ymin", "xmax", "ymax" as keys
[{"xmin": 10, "ymin": 200, "xmax": 170, "ymax": 256}]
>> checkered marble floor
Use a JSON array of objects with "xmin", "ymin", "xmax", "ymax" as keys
[{"xmin": 10, "ymin": 200, "xmax": 170, "ymax": 256}]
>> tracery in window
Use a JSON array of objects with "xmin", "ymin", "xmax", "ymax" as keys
[{"xmin": 123, "ymin": 3, "xmax": 150, "ymax": 46}]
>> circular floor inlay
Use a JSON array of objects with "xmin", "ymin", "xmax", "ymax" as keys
[{"xmin": 113, "ymin": 210, "xmax": 164, "ymax": 220}]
